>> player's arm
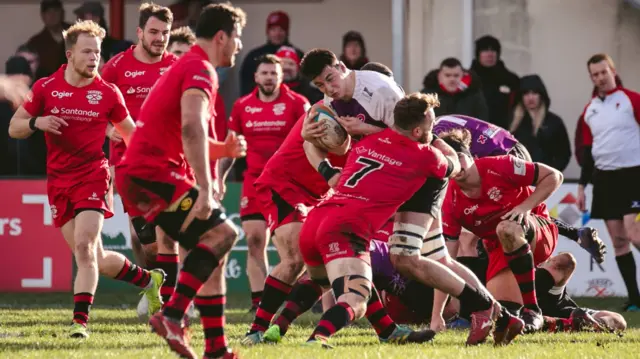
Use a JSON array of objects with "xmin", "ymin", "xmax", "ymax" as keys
[
  {"xmin": 502, "ymin": 158, "xmax": 564, "ymax": 222},
  {"xmin": 9, "ymin": 90, "xmax": 68, "ymax": 139},
  {"xmin": 112, "ymin": 116, "xmax": 136, "ymax": 146},
  {"xmin": 431, "ymin": 137, "xmax": 461, "ymax": 178},
  {"xmin": 182, "ymin": 88, "xmax": 213, "ymax": 190},
  {"xmin": 303, "ymin": 140, "xmax": 341, "ymax": 187},
  {"xmin": 336, "ymin": 116, "xmax": 384, "ymax": 136}
]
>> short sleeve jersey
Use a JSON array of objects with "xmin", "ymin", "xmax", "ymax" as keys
[
  {"xmin": 441, "ymin": 155, "xmax": 548, "ymax": 242},
  {"xmin": 322, "ymin": 128, "xmax": 449, "ymax": 238},
  {"xmin": 433, "ymin": 115, "xmax": 518, "ymax": 158},
  {"xmin": 121, "ymin": 45, "xmax": 218, "ymax": 175},
  {"xmin": 328, "ymin": 70, "xmax": 405, "ymax": 133},
  {"xmin": 101, "ymin": 47, "xmax": 177, "ymax": 165},
  {"xmin": 23, "ymin": 65, "xmax": 129, "ymax": 184},
  {"xmin": 228, "ymin": 84, "xmax": 309, "ymax": 177}
]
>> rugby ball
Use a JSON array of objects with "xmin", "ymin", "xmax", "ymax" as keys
[{"xmin": 312, "ymin": 103, "xmax": 348, "ymax": 150}]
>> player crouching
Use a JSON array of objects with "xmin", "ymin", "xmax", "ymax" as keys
[{"xmin": 440, "ymin": 128, "xmax": 563, "ymax": 334}]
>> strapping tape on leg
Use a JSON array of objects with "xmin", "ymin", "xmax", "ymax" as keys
[
  {"xmin": 421, "ymin": 232, "xmax": 448, "ymax": 260},
  {"xmin": 389, "ymin": 222, "xmax": 426, "ymax": 256}
]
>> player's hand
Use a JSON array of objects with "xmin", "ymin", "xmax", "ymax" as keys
[
  {"xmin": 501, "ymin": 205, "xmax": 530, "ymax": 224},
  {"xmin": 0, "ymin": 75, "xmax": 29, "ymax": 109},
  {"xmin": 301, "ymin": 108, "xmax": 326, "ymax": 140},
  {"xmin": 213, "ymin": 178, "xmax": 227, "ymax": 202},
  {"xmin": 335, "ymin": 116, "xmax": 368, "ymax": 136},
  {"xmin": 193, "ymin": 188, "xmax": 214, "ymax": 220},
  {"xmin": 328, "ymin": 171, "xmax": 341, "ymax": 188},
  {"xmin": 577, "ymin": 186, "xmax": 587, "ymax": 212},
  {"xmin": 430, "ymin": 315, "xmax": 446, "ymax": 333},
  {"xmin": 107, "ymin": 126, "xmax": 123, "ymax": 143},
  {"xmin": 224, "ymin": 132, "xmax": 247, "ymax": 158},
  {"xmin": 35, "ymin": 115, "xmax": 68, "ymax": 135}
]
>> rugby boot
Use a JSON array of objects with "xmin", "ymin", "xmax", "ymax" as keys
[
  {"xmin": 493, "ymin": 307, "xmax": 524, "ymax": 346},
  {"xmin": 521, "ymin": 307, "xmax": 544, "ymax": 333},
  {"xmin": 379, "ymin": 324, "xmax": 436, "ymax": 344},
  {"xmin": 263, "ymin": 324, "xmax": 283, "ymax": 343},
  {"xmin": 570, "ymin": 308, "xmax": 605, "ymax": 332},
  {"xmin": 241, "ymin": 331, "xmax": 264, "ymax": 346},
  {"xmin": 141, "ymin": 268, "xmax": 166, "ymax": 317},
  {"xmin": 149, "ymin": 312, "xmax": 197, "ymax": 359},
  {"xmin": 578, "ymin": 227, "xmax": 606, "ymax": 264},
  {"xmin": 304, "ymin": 335, "xmax": 333, "ymax": 349},
  {"xmin": 203, "ymin": 348, "xmax": 241, "ymax": 359},
  {"xmin": 69, "ymin": 322, "xmax": 89, "ymax": 339},
  {"xmin": 466, "ymin": 302, "xmax": 498, "ymax": 345}
]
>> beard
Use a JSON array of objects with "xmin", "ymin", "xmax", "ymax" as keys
[
  {"xmin": 141, "ymin": 37, "xmax": 165, "ymax": 58},
  {"xmin": 73, "ymin": 61, "xmax": 96, "ymax": 79},
  {"xmin": 417, "ymin": 131, "xmax": 430, "ymax": 144},
  {"xmin": 258, "ymin": 83, "xmax": 276, "ymax": 96}
]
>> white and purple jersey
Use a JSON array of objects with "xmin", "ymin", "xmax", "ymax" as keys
[
  {"xmin": 433, "ymin": 115, "xmax": 518, "ymax": 158},
  {"xmin": 326, "ymin": 70, "xmax": 405, "ymax": 132}
]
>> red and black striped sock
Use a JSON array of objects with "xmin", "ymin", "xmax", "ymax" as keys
[
  {"xmin": 116, "ymin": 259, "xmax": 151, "ymax": 288},
  {"xmin": 543, "ymin": 316, "xmax": 572, "ymax": 332},
  {"xmin": 505, "ymin": 243, "xmax": 539, "ymax": 309},
  {"xmin": 366, "ymin": 286, "xmax": 397, "ymax": 339},
  {"xmin": 195, "ymin": 295, "xmax": 228, "ymax": 358},
  {"xmin": 273, "ymin": 278, "xmax": 323, "ymax": 335},
  {"xmin": 73, "ymin": 292, "xmax": 94, "ymax": 326},
  {"xmin": 251, "ymin": 291, "xmax": 263, "ymax": 308},
  {"xmin": 249, "ymin": 275, "xmax": 292, "ymax": 333},
  {"xmin": 308, "ymin": 302, "xmax": 355, "ymax": 340},
  {"xmin": 164, "ymin": 244, "xmax": 219, "ymax": 321},
  {"xmin": 156, "ymin": 254, "xmax": 179, "ymax": 305}
]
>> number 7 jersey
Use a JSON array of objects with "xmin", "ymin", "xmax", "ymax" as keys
[{"xmin": 319, "ymin": 128, "xmax": 451, "ymax": 238}]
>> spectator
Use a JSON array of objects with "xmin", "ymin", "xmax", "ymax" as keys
[
  {"xmin": 239, "ymin": 11, "xmax": 304, "ymax": 96},
  {"xmin": 275, "ymin": 46, "xmax": 323, "ymax": 104},
  {"xmin": 421, "ymin": 57, "xmax": 488, "ymax": 120},
  {"xmin": 470, "ymin": 35, "xmax": 519, "ymax": 129},
  {"xmin": 340, "ymin": 31, "xmax": 368, "ymax": 70},
  {"xmin": 27, "ymin": 0, "xmax": 70, "ymax": 80},
  {"xmin": 0, "ymin": 57, "xmax": 34, "ymax": 176},
  {"xmin": 168, "ymin": 26, "xmax": 196, "ymax": 58},
  {"xmin": 509, "ymin": 75, "xmax": 571, "ymax": 172},
  {"xmin": 577, "ymin": 54, "xmax": 640, "ymax": 312},
  {"xmin": 15, "ymin": 45, "xmax": 39, "ymax": 79},
  {"xmin": 74, "ymin": 1, "xmax": 133, "ymax": 63}
]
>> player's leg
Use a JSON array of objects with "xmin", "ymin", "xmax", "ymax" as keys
[
  {"xmin": 150, "ymin": 188, "xmax": 239, "ymax": 359},
  {"xmin": 306, "ymin": 257, "xmax": 371, "ymax": 346},
  {"xmin": 154, "ymin": 227, "xmax": 180, "ymax": 306},
  {"xmin": 605, "ymin": 219, "xmax": 640, "ymax": 311},
  {"xmin": 495, "ymin": 219, "xmax": 544, "ymax": 332},
  {"xmin": 243, "ymin": 217, "xmax": 270, "ymax": 311}
]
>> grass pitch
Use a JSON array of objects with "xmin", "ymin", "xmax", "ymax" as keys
[{"xmin": 1, "ymin": 292, "xmax": 639, "ymax": 359}]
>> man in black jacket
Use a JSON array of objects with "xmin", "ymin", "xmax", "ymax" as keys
[
  {"xmin": 421, "ymin": 58, "xmax": 488, "ymax": 120},
  {"xmin": 509, "ymin": 75, "xmax": 571, "ymax": 172},
  {"xmin": 470, "ymin": 35, "xmax": 519, "ymax": 129},
  {"xmin": 239, "ymin": 11, "xmax": 304, "ymax": 96}
]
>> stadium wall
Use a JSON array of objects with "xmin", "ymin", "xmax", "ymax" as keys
[{"xmin": 1, "ymin": 179, "xmax": 639, "ymax": 298}]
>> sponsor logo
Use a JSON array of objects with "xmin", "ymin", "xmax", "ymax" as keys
[
  {"xmin": 377, "ymin": 137, "xmax": 392, "ymax": 144},
  {"xmin": 586, "ymin": 278, "xmax": 613, "ymax": 297},
  {"xmin": 86, "ymin": 90, "xmax": 102, "ymax": 105},
  {"xmin": 126, "ymin": 86, "xmax": 151, "ymax": 95},
  {"xmin": 55, "ymin": 107, "xmax": 99, "ymax": 118},
  {"xmin": 50, "ymin": 107, "xmax": 60, "ymax": 114},
  {"xmin": 51, "ymin": 91, "xmax": 73, "ymax": 99},
  {"xmin": 464, "ymin": 204, "xmax": 479, "ymax": 215},
  {"xmin": 159, "ymin": 67, "xmax": 169, "ymax": 75},
  {"xmin": 487, "ymin": 187, "xmax": 502, "ymax": 202},
  {"xmin": 192, "ymin": 75, "xmax": 212, "ymax": 86},
  {"xmin": 477, "ymin": 135, "xmax": 487, "ymax": 144},
  {"xmin": 329, "ymin": 242, "xmax": 340, "ymax": 253},
  {"xmin": 124, "ymin": 70, "xmax": 145, "ymax": 78},
  {"xmin": 88, "ymin": 192, "xmax": 100, "ymax": 201},
  {"xmin": 355, "ymin": 146, "xmax": 367, "ymax": 154},
  {"xmin": 245, "ymin": 106, "xmax": 263, "ymax": 114},
  {"xmin": 364, "ymin": 148, "xmax": 403, "ymax": 166},
  {"xmin": 273, "ymin": 103, "xmax": 286, "ymax": 115},
  {"xmin": 180, "ymin": 197, "xmax": 193, "ymax": 211},
  {"xmin": 245, "ymin": 120, "xmax": 286, "ymax": 129},
  {"xmin": 513, "ymin": 158, "xmax": 526, "ymax": 176},
  {"xmin": 42, "ymin": 77, "xmax": 55, "ymax": 87},
  {"xmin": 0, "ymin": 218, "xmax": 22, "ymax": 236}
]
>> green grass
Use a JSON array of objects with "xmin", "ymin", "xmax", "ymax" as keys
[{"xmin": 1, "ymin": 293, "xmax": 640, "ymax": 358}]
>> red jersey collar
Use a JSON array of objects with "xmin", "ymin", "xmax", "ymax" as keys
[{"xmin": 190, "ymin": 45, "xmax": 209, "ymax": 60}]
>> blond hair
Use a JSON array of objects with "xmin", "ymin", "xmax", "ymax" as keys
[
  {"xmin": 437, "ymin": 128, "xmax": 472, "ymax": 150},
  {"xmin": 63, "ymin": 20, "xmax": 106, "ymax": 50},
  {"xmin": 393, "ymin": 92, "xmax": 440, "ymax": 131}
]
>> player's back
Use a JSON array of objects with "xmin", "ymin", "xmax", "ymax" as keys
[
  {"xmin": 122, "ymin": 45, "xmax": 217, "ymax": 170},
  {"xmin": 323, "ymin": 128, "xmax": 448, "ymax": 234},
  {"xmin": 434, "ymin": 115, "xmax": 517, "ymax": 158}
]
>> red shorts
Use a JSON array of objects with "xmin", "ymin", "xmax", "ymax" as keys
[
  {"xmin": 115, "ymin": 163, "xmax": 195, "ymax": 222},
  {"xmin": 254, "ymin": 177, "xmax": 322, "ymax": 232},
  {"xmin": 371, "ymin": 219, "xmax": 393, "ymax": 242},
  {"xmin": 485, "ymin": 215, "xmax": 558, "ymax": 282},
  {"xmin": 298, "ymin": 204, "xmax": 371, "ymax": 267},
  {"xmin": 47, "ymin": 168, "xmax": 113, "ymax": 228},
  {"xmin": 240, "ymin": 174, "xmax": 263, "ymax": 220}
]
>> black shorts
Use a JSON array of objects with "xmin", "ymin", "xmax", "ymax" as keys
[
  {"xmin": 591, "ymin": 166, "xmax": 640, "ymax": 220},
  {"xmin": 507, "ymin": 142, "xmax": 533, "ymax": 162}
]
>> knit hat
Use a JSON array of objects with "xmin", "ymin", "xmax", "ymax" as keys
[
  {"xmin": 267, "ymin": 11, "xmax": 290, "ymax": 33},
  {"xmin": 276, "ymin": 46, "xmax": 300, "ymax": 67},
  {"xmin": 475, "ymin": 35, "xmax": 501, "ymax": 58}
]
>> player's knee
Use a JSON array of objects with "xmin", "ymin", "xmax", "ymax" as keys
[
  {"xmin": 74, "ymin": 239, "xmax": 97, "ymax": 264},
  {"xmin": 612, "ymin": 235, "xmax": 631, "ymax": 254},
  {"xmin": 204, "ymin": 221, "xmax": 240, "ymax": 258},
  {"xmin": 332, "ymin": 275, "xmax": 372, "ymax": 320},
  {"xmin": 245, "ymin": 232, "xmax": 267, "ymax": 253},
  {"xmin": 552, "ymin": 252, "xmax": 577, "ymax": 281},
  {"xmin": 496, "ymin": 221, "xmax": 523, "ymax": 248},
  {"xmin": 280, "ymin": 255, "xmax": 305, "ymax": 277}
]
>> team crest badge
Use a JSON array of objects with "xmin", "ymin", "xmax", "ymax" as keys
[
  {"xmin": 86, "ymin": 90, "xmax": 102, "ymax": 104},
  {"xmin": 180, "ymin": 197, "xmax": 193, "ymax": 211}
]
